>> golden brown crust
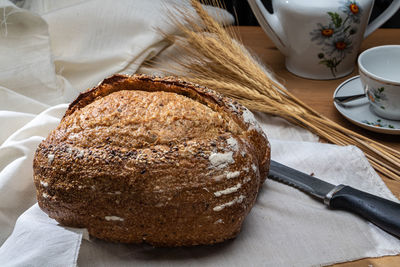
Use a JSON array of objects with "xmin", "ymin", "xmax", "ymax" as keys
[{"xmin": 33, "ymin": 74, "xmax": 270, "ymax": 246}]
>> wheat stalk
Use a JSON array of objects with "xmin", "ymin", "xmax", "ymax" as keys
[{"xmin": 162, "ymin": 0, "xmax": 400, "ymax": 181}]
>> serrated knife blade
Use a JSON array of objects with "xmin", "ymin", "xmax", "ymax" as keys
[
  {"xmin": 268, "ymin": 160, "xmax": 335, "ymax": 202},
  {"xmin": 268, "ymin": 160, "xmax": 400, "ymax": 238}
]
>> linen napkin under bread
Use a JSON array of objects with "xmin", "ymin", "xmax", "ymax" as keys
[{"xmin": 1, "ymin": 0, "xmax": 400, "ymax": 266}]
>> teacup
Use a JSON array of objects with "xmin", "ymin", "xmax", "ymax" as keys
[{"xmin": 358, "ymin": 45, "xmax": 400, "ymax": 120}]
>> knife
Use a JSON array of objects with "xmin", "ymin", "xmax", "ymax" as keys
[{"xmin": 268, "ymin": 160, "xmax": 400, "ymax": 238}]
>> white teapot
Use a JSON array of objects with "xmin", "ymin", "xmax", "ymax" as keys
[{"xmin": 248, "ymin": 0, "xmax": 400, "ymax": 79}]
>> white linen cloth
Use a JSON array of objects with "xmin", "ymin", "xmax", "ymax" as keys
[{"xmin": 0, "ymin": 0, "xmax": 399, "ymax": 266}]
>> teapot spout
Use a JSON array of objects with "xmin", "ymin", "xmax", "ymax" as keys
[{"xmin": 248, "ymin": 0, "xmax": 288, "ymax": 55}]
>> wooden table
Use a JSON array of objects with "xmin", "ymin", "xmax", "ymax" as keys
[{"xmin": 237, "ymin": 26, "xmax": 400, "ymax": 266}]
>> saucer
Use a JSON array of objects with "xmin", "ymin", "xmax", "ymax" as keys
[{"xmin": 333, "ymin": 75, "xmax": 400, "ymax": 135}]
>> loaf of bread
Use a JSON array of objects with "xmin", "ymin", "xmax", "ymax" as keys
[{"xmin": 33, "ymin": 74, "xmax": 270, "ymax": 246}]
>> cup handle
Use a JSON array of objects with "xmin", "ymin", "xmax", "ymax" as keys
[
  {"xmin": 364, "ymin": 2, "xmax": 400, "ymax": 38},
  {"xmin": 247, "ymin": 0, "xmax": 288, "ymax": 55},
  {"xmin": 365, "ymin": 84, "xmax": 370, "ymax": 99}
]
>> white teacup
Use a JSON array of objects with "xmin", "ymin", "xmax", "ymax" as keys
[{"xmin": 358, "ymin": 45, "xmax": 400, "ymax": 120}]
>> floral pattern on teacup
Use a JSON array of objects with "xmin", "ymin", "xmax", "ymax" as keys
[
  {"xmin": 367, "ymin": 86, "xmax": 387, "ymax": 109},
  {"xmin": 310, "ymin": 0, "xmax": 362, "ymax": 77}
]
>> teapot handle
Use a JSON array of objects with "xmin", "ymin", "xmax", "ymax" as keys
[
  {"xmin": 247, "ymin": 0, "xmax": 288, "ymax": 55},
  {"xmin": 365, "ymin": 2, "xmax": 400, "ymax": 38}
]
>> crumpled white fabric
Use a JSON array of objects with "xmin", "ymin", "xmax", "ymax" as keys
[
  {"xmin": 0, "ymin": 0, "xmax": 399, "ymax": 266},
  {"xmin": 0, "ymin": 202, "xmax": 88, "ymax": 267}
]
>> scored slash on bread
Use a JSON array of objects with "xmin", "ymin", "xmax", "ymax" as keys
[{"xmin": 33, "ymin": 74, "xmax": 270, "ymax": 246}]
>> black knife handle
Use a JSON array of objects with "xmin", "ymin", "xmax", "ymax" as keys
[{"xmin": 328, "ymin": 185, "xmax": 400, "ymax": 238}]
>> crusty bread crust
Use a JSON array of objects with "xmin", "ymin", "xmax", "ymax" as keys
[{"xmin": 33, "ymin": 74, "xmax": 270, "ymax": 246}]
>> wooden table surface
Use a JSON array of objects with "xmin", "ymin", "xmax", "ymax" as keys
[{"xmin": 237, "ymin": 26, "xmax": 400, "ymax": 266}]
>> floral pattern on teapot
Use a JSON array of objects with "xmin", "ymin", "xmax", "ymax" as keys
[{"xmin": 310, "ymin": 0, "xmax": 362, "ymax": 77}]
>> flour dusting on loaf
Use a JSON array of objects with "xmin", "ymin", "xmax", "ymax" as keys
[
  {"xmin": 209, "ymin": 152, "xmax": 234, "ymax": 170},
  {"xmin": 33, "ymin": 74, "xmax": 270, "ymax": 247}
]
